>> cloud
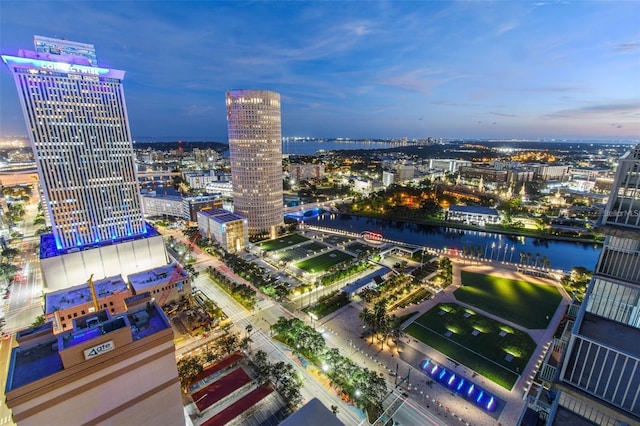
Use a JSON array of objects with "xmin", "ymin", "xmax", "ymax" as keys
[
  {"xmin": 491, "ymin": 112, "xmax": 517, "ymax": 117},
  {"xmin": 544, "ymin": 102, "xmax": 640, "ymax": 119},
  {"xmin": 614, "ymin": 41, "xmax": 640, "ymax": 53}
]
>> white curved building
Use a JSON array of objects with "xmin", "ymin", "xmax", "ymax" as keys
[{"xmin": 226, "ymin": 89, "xmax": 283, "ymax": 236}]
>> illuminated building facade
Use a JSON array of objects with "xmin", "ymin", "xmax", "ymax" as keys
[
  {"xmin": 197, "ymin": 208, "xmax": 248, "ymax": 253},
  {"xmin": 226, "ymin": 89, "xmax": 283, "ymax": 236},
  {"xmin": 2, "ymin": 45, "xmax": 145, "ymax": 251},
  {"xmin": 2, "ymin": 38, "xmax": 168, "ymax": 291}
]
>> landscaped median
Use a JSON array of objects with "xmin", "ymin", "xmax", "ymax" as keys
[{"xmin": 405, "ymin": 303, "xmax": 536, "ymax": 389}]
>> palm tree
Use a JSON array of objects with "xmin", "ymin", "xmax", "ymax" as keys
[{"xmin": 359, "ymin": 307, "xmax": 375, "ymax": 344}]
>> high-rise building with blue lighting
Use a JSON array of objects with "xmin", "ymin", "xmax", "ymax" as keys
[
  {"xmin": 2, "ymin": 42, "xmax": 144, "ymax": 250},
  {"xmin": 2, "ymin": 38, "xmax": 167, "ymax": 290}
]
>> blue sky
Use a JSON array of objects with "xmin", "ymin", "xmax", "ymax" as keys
[{"xmin": 1, "ymin": 1, "xmax": 639, "ymax": 141}]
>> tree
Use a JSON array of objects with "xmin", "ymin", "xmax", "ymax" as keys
[
  {"xmin": 31, "ymin": 315, "xmax": 46, "ymax": 327},
  {"xmin": 177, "ymin": 356, "xmax": 203, "ymax": 392},
  {"xmin": 221, "ymin": 332, "xmax": 239, "ymax": 355}
]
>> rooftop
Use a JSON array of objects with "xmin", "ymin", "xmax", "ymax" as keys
[
  {"xmin": 6, "ymin": 302, "xmax": 170, "ymax": 392},
  {"xmin": 44, "ymin": 275, "xmax": 128, "ymax": 314},
  {"xmin": 128, "ymin": 263, "xmax": 187, "ymax": 290},
  {"xmin": 449, "ymin": 205, "xmax": 499, "ymax": 216},
  {"xmin": 199, "ymin": 208, "xmax": 245, "ymax": 224},
  {"xmin": 39, "ymin": 222, "xmax": 160, "ymax": 259}
]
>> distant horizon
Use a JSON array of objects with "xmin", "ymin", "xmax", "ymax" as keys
[
  {"xmin": 1, "ymin": 134, "xmax": 638, "ymax": 145},
  {"xmin": 1, "ymin": 1, "xmax": 638, "ymax": 140}
]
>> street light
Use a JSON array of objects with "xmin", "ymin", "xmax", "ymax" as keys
[
  {"xmin": 502, "ymin": 243, "xmax": 509, "ymax": 262},
  {"xmin": 510, "ymin": 246, "xmax": 515, "ymax": 263},
  {"xmin": 490, "ymin": 242, "xmax": 496, "ymax": 260}
]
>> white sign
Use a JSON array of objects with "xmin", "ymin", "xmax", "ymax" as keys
[
  {"xmin": 83, "ymin": 340, "xmax": 115, "ymax": 360},
  {"xmin": 40, "ymin": 61, "xmax": 100, "ymax": 75}
]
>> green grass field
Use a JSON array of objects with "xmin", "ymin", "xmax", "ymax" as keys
[
  {"xmin": 257, "ymin": 234, "xmax": 309, "ymax": 252},
  {"xmin": 454, "ymin": 271, "xmax": 562, "ymax": 329},
  {"xmin": 294, "ymin": 250, "xmax": 355, "ymax": 273},
  {"xmin": 405, "ymin": 303, "xmax": 536, "ymax": 389}
]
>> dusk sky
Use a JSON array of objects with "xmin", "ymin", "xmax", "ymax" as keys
[{"xmin": 1, "ymin": 1, "xmax": 639, "ymax": 142}]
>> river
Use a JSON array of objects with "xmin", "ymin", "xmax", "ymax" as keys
[{"xmin": 297, "ymin": 211, "xmax": 602, "ymax": 272}]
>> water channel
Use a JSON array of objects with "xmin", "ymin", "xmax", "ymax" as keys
[{"xmin": 293, "ymin": 211, "xmax": 602, "ymax": 272}]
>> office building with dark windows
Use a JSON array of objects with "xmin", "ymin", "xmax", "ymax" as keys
[{"xmin": 226, "ymin": 89, "xmax": 283, "ymax": 237}]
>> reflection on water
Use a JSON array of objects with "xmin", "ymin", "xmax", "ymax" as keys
[{"xmin": 301, "ymin": 212, "xmax": 601, "ymax": 272}]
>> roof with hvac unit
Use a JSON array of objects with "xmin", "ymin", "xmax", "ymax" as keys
[
  {"xmin": 127, "ymin": 263, "xmax": 187, "ymax": 291},
  {"xmin": 44, "ymin": 275, "xmax": 129, "ymax": 314}
]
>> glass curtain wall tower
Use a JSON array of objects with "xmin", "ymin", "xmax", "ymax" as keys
[
  {"xmin": 1, "ymin": 41, "xmax": 145, "ymax": 250},
  {"xmin": 226, "ymin": 89, "xmax": 283, "ymax": 237}
]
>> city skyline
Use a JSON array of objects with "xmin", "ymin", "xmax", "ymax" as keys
[{"xmin": 1, "ymin": 1, "xmax": 639, "ymax": 142}]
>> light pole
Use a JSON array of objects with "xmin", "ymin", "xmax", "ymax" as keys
[
  {"xmin": 510, "ymin": 246, "xmax": 515, "ymax": 263},
  {"xmin": 490, "ymin": 242, "xmax": 496, "ymax": 260},
  {"xmin": 502, "ymin": 244, "xmax": 509, "ymax": 262}
]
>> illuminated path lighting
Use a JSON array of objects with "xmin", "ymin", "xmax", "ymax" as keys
[{"xmin": 419, "ymin": 359, "xmax": 499, "ymax": 413}]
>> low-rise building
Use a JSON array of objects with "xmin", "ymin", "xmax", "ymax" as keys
[
  {"xmin": 197, "ymin": 208, "xmax": 248, "ymax": 253},
  {"xmin": 446, "ymin": 205, "xmax": 501, "ymax": 226},
  {"xmin": 128, "ymin": 263, "xmax": 190, "ymax": 307}
]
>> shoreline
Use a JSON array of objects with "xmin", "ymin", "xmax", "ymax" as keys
[{"xmin": 332, "ymin": 209, "xmax": 604, "ymax": 246}]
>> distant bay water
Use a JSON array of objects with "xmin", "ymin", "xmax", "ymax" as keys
[{"xmin": 282, "ymin": 139, "xmax": 410, "ymax": 155}]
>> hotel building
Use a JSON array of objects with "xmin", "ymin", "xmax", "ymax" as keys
[
  {"xmin": 522, "ymin": 146, "xmax": 640, "ymax": 425},
  {"xmin": 226, "ymin": 89, "xmax": 283, "ymax": 237},
  {"xmin": 2, "ymin": 38, "xmax": 168, "ymax": 290},
  {"xmin": 5, "ymin": 297, "xmax": 184, "ymax": 426}
]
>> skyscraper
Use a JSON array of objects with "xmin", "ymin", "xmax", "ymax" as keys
[
  {"xmin": 2, "ymin": 38, "xmax": 167, "ymax": 289},
  {"xmin": 2, "ymin": 47, "xmax": 144, "ymax": 250},
  {"xmin": 226, "ymin": 89, "xmax": 283, "ymax": 236},
  {"xmin": 525, "ymin": 146, "xmax": 640, "ymax": 425}
]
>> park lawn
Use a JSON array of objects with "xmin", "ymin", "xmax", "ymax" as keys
[
  {"xmin": 257, "ymin": 234, "xmax": 309, "ymax": 252},
  {"xmin": 406, "ymin": 303, "xmax": 535, "ymax": 389},
  {"xmin": 454, "ymin": 271, "xmax": 562, "ymax": 329},
  {"xmin": 295, "ymin": 250, "xmax": 355, "ymax": 273},
  {"xmin": 405, "ymin": 322, "xmax": 518, "ymax": 390}
]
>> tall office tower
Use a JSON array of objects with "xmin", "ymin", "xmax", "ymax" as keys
[
  {"xmin": 529, "ymin": 146, "xmax": 640, "ymax": 425},
  {"xmin": 2, "ymin": 39, "xmax": 167, "ymax": 289},
  {"xmin": 226, "ymin": 89, "xmax": 283, "ymax": 237},
  {"xmin": 33, "ymin": 35, "xmax": 98, "ymax": 66}
]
